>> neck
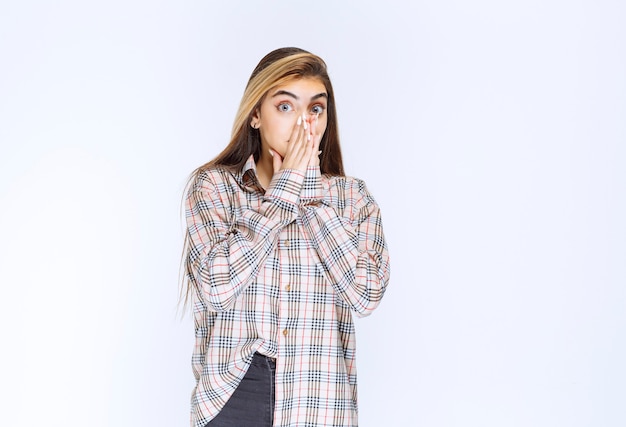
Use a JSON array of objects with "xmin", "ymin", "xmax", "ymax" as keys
[{"xmin": 256, "ymin": 152, "xmax": 274, "ymax": 190}]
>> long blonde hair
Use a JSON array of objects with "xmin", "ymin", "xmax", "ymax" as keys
[{"xmin": 179, "ymin": 47, "xmax": 345, "ymax": 311}]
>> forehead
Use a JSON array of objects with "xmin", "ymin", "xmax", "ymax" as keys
[{"xmin": 270, "ymin": 77, "xmax": 327, "ymax": 96}]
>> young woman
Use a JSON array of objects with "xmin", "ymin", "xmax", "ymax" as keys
[{"xmin": 182, "ymin": 47, "xmax": 391, "ymax": 427}]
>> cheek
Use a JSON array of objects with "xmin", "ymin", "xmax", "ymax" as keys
[
  {"xmin": 259, "ymin": 120, "xmax": 292, "ymax": 155},
  {"xmin": 261, "ymin": 116, "xmax": 292, "ymax": 140},
  {"xmin": 272, "ymin": 119, "xmax": 294, "ymax": 142},
  {"xmin": 316, "ymin": 118, "xmax": 328, "ymax": 136}
]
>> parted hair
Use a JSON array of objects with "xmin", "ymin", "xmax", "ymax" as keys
[{"xmin": 197, "ymin": 47, "xmax": 344, "ymax": 177}]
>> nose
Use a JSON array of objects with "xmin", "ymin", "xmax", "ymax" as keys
[{"xmin": 304, "ymin": 112, "xmax": 320, "ymax": 123}]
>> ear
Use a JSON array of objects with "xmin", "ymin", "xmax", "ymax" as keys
[{"xmin": 250, "ymin": 109, "xmax": 261, "ymax": 128}]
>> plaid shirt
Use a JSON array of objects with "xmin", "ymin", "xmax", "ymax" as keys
[{"xmin": 185, "ymin": 156, "xmax": 390, "ymax": 427}]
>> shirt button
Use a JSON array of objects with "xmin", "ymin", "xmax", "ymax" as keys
[
  {"xmin": 285, "ymin": 284, "xmax": 291, "ymax": 291},
  {"xmin": 282, "ymin": 329, "xmax": 288, "ymax": 336},
  {"xmin": 283, "ymin": 240, "xmax": 290, "ymax": 247}
]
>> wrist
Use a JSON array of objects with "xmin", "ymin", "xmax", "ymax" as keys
[{"xmin": 301, "ymin": 166, "xmax": 324, "ymax": 202}]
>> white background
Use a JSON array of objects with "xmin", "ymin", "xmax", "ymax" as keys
[{"xmin": 1, "ymin": 1, "xmax": 625, "ymax": 426}]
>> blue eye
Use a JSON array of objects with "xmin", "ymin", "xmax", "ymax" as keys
[
  {"xmin": 311, "ymin": 105, "xmax": 325, "ymax": 114},
  {"xmin": 278, "ymin": 103, "xmax": 293, "ymax": 112}
]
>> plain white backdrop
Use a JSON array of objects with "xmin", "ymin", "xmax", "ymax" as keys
[{"xmin": 1, "ymin": 1, "xmax": 624, "ymax": 426}]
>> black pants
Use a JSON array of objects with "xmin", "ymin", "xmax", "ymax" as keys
[{"xmin": 206, "ymin": 353, "xmax": 276, "ymax": 427}]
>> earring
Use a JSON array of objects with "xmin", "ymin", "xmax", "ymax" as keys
[{"xmin": 251, "ymin": 122, "xmax": 259, "ymax": 129}]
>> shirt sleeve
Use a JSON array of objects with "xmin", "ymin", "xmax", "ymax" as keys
[
  {"xmin": 300, "ymin": 178, "xmax": 391, "ymax": 317},
  {"xmin": 300, "ymin": 165, "xmax": 325, "ymax": 202},
  {"xmin": 185, "ymin": 168, "xmax": 305, "ymax": 311}
]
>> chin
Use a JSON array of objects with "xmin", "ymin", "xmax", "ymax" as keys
[{"xmin": 270, "ymin": 146, "xmax": 287, "ymax": 159}]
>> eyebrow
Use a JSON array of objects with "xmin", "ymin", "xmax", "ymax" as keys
[{"xmin": 271, "ymin": 90, "xmax": 328, "ymax": 101}]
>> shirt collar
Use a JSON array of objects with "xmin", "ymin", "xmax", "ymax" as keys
[{"xmin": 239, "ymin": 155, "xmax": 262, "ymax": 192}]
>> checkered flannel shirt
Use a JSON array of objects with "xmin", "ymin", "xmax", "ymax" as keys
[{"xmin": 185, "ymin": 155, "xmax": 390, "ymax": 427}]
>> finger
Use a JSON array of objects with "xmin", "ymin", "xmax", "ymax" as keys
[
  {"xmin": 285, "ymin": 114, "xmax": 305, "ymax": 159},
  {"xmin": 304, "ymin": 113, "xmax": 314, "ymax": 141},
  {"xmin": 297, "ymin": 113, "xmax": 311, "ymax": 152},
  {"xmin": 285, "ymin": 114, "xmax": 303, "ymax": 152},
  {"xmin": 281, "ymin": 114, "xmax": 309, "ymax": 171},
  {"xmin": 302, "ymin": 124, "xmax": 315, "ymax": 159},
  {"xmin": 307, "ymin": 115, "xmax": 322, "ymax": 166},
  {"xmin": 312, "ymin": 114, "xmax": 321, "ymax": 151},
  {"xmin": 270, "ymin": 149, "xmax": 283, "ymax": 173}
]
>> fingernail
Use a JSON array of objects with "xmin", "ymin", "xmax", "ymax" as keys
[
  {"xmin": 318, "ymin": 150, "xmax": 322, "ymax": 155},
  {"xmin": 303, "ymin": 119, "xmax": 308, "ymax": 130},
  {"xmin": 297, "ymin": 116, "xmax": 301, "ymax": 125},
  {"xmin": 307, "ymin": 134, "xmax": 311, "ymax": 141},
  {"xmin": 269, "ymin": 149, "xmax": 274, "ymax": 157}
]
